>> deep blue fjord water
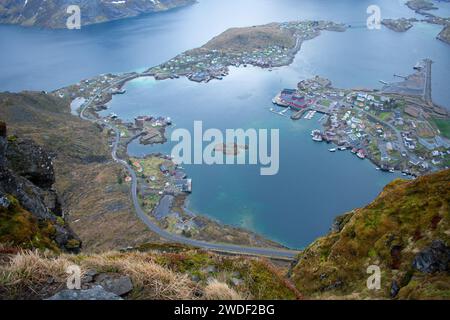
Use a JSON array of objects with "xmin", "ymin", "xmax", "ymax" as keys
[{"xmin": 1, "ymin": 0, "xmax": 449, "ymax": 248}]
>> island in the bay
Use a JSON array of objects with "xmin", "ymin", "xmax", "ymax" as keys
[{"xmin": 382, "ymin": 0, "xmax": 450, "ymax": 44}]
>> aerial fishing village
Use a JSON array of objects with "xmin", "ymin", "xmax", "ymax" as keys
[
  {"xmin": 54, "ymin": 79, "xmax": 281, "ymax": 248},
  {"xmin": 271, "ymin": 59, "xmax": 450, "ymax": 177},
  {"xmin": 48, "ymin": 20, "xmax": 352, "ymax": 247},
  {"xmin": 146, "ymin": 20, "xmax": 346, "ymax": 82}
]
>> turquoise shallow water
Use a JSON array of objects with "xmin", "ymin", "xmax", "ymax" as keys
[{"xmin": 1, "ymin": 0, "xmax": 449, "ymax": 248}]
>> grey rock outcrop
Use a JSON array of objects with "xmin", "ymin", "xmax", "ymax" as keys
[
  {"xmin": 0, "ymin": 123, "xmax": 81, "ymax": 252},
  {"xmin": 412, "ymin": 240, "xmax": 450, "ymax": 274},
  {"xmin": 95, "ymin": 274, "xmax": 133, "ymax": 296},
  {"xmin": 47, "ymin": 286, "xmax": 123, "ymax": 300}
]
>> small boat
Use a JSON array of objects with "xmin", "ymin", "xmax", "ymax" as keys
[
  {"xmin": 339, "ymin": 147, "xmax": 347, "ymax": 151},
  {"xmin": 312, "ymin": 135, "xmax": 323, "ymax": 142},
  {"xmin": 329, "ymin": 148, "xmax": 337, "ymax": 152},
  {"xmin": 375, "ymin": 167, "xmax": 380, "ymax": 170},
  {"xmin": 389, "ymin": 169, "xmax": 395, "ymax": 173}
]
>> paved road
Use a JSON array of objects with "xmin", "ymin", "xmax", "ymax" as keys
[
  {"xmin": 79, "ymin": 75, "xmax": 300, "ymax": 261},
  {"xmin": 361, "ymin": 109, "xmax": 408, "ymax": 155},
  {"xmin": 423, "ymin": 59, "xmax": 432, "ymax": 104}
]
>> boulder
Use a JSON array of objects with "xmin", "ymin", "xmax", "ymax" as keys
[
  {"xmin": 82, "ymin": 269, "xmax": 99, "ymax": 283},
  {"xmin": 0, "ymin": 192, "xmax": 10, "ymax": 208},
  {"xmin": 412, "ymin": 240, "xmax": 450, "ymax": 274},
  {"xmin": 5, "ymin": 138, "xmax": 55, "ymax": 189},
  {"xmin": 231, "ymin": 277, "xmax": 244, "ymax": 287},
  {"xmin": 390, "ymin": 280, "xmax": 400, "ymax": 298},
  {"xmin": 46, "ymin": 286, "xmax": 123, "ymax": 300},
  {"xmin": 95, "ymin": 274, "xmax": 133, "ymax": 296}
]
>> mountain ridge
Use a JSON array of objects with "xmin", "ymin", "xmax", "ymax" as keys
[{"xmin": 0, "ymin": 0, "xmax": 196, "ymax": 28}]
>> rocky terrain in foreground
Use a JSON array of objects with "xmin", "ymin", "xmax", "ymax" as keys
[
  {"xmin": 0, "ymin": 0, "xmax": 196, "ymax": 28},
  {"xmin": 0, "ymin": 122, "xmax": 80, "ymax": 252},
  {"xmin": 0, "ymin": 126, "xmax": 448, "ymax": 300}
]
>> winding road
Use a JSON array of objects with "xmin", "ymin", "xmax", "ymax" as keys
[{"xmin": 79, "ymin": 75, "xmax": 300, "ymax": 261}]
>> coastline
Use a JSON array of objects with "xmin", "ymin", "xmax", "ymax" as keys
[
  {"xmin": 50, "ymin": 19, "xmax": 449, "ymax": 253},
  {"xmin": 271, "ymin": 62, "xmax": 450, "ymax": 177},
  {"xmin": 50, "ymin": 19, "xmax": 348, "ymax": 251}
]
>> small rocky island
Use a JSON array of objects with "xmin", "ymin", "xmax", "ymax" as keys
[
  {"xmin": 382, "ymin": 18, "xmax": 416, "ymax": 32},
  {"xmin": 406, "ymin": 0, "xmax": 438, "ymax": 12}
]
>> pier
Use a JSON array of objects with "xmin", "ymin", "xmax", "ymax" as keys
[
  {"xmin": 423, "ymin": 59, "xmax": 433, "ymax": 104},
  {"xmin": 291, "ymin": 108, "xmax": 309, "ymax": 120},
  {"xmin": 394, "ymin": 74, "xmax": 407, "ymax": 79}
]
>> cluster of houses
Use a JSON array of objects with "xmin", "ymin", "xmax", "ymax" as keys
[
  {"xmin": 159, "ymin": 163, "xmax": 192, "ymax": 194},
  {"xmin": 348, "ymin": 92, "xmax": 391, "ymax": 110}
]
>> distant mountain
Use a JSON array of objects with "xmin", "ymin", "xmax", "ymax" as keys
[{"xmin": 0, "ymin": 0, "xmax": 196, "ymax": 28}]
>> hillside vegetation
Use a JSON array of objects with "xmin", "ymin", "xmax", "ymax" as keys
[
  {"xmin": 291, "ymin": 169, "xmax": 450, "ymax": 299},
  {"xmin": 0, "ymin": 245, "xmax": 301, "ymax": 300},
  {"xmin": 203, "ymin": 23, "xmax": 295, "ymax": 52},
  {"xmin": 0, "ymin": 91, "xmax": 449, "ymax": 300},
  {"xmin": 0, "ymin": 0, "xmax": 196, "ymax": 28},
  {"xmin": 0, "ymin": 92, "xmax": 163, "ymax": 252}
]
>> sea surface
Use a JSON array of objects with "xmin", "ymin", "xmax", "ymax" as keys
[{"xmin": 1, "ymin": 0, "xmax": 449, "ymax": 248}]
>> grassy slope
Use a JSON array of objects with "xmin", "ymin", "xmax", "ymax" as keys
[
  {"xmin": 202, "ymin": 23, "xmax": 295, "ymax": 52},
  {"xmin": 291, "ymin": 169, "xmax": 450, "ymax": 299},
  {"xmin": 0, "ymin": 195, "xmax": 59, "ymax": 252},
  {"xmin": 0, "ymin": 92, "xmax": 162, "ymax": 252},
  {"xmin": 432, "ymin": 118, "xmax": 450, "ymax": 139},
  {"xmin": 0, "ymin": 245, "xmax": 300, "ymax": 300}
]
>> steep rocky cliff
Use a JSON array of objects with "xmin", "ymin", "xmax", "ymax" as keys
[
  {"xmin": 0, "ymin": 91, "xmax": 162, "ymax": 251},
  {"xmin": 0, "ymin": 0, "xmax": 196, "ymax": 28},
  {"xmin": 0, "ymin": 122, "xmax": 80, "ymax": 251}
]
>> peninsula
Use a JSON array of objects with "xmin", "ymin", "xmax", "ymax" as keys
[
  {"xmin": 147, "ymin": 21, "xmax": 346, "ymax": 82},
  {"xmin": 273, "ymin": 59, "xmax": 450, "ymax": 177}
]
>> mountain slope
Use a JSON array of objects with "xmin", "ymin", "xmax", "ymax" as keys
[
  {"xmin": 0, "ymin": 0, "xmax": 196, "ymax": 28},
  {"xmin": 0, "ymin": 92, "xmax": 163, "ymax": 252},
  {"xmin": 291, "ymin": 169, "xmax": 450, "ymax": 299},
  {"xmin": 0, "ymin": 121, "xmax": 80, "ymax": 252}
]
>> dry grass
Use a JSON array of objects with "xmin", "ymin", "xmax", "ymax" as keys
[
  {"xmin": 80, "ymin": 251, "xmax": 196, "ymax": 300},
  {"xmin": 203, "ymin": 23, "xmax": 295, "ymax": 52},
  {"xmin": 1, "ymin": 250, "xmax": 263, "ymax": 300},
  {"xmin": 204, "ymin": 279, "xmax": 244, "ymax": 300}
]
